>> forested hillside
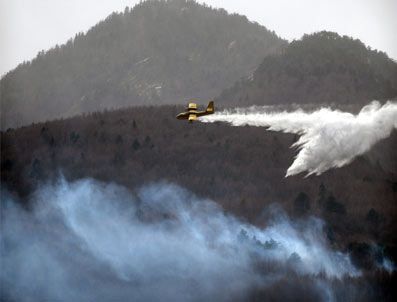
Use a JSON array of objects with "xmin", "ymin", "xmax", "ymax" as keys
[
  {"xmin": 2, "ymin": 105, "xmax": 396, "ymax": 270},
  {"xmin": 0, "ymin": 0, "xmax": 285, "ymax": 129},
  {"xmin": 217, "ymin": 31, "xmax": 397, "ymax": 106}
]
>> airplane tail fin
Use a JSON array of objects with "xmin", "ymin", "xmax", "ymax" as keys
[{"xmin": 206, "ymin": 101, "xmax": 214, "ymax": 113}]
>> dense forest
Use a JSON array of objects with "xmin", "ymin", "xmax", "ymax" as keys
[
  {"xmin": 217, "ymin": 31, "xmax": 397, "ymax": 107},
  {"xmin": 0, "ymin": 0, "xmax": 285, "ymax": 129},
  {"xmin": 2, "ymin": 105, "xmax": 396, "ymax": 272}
]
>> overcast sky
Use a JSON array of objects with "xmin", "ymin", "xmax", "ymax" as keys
[{"xmin": 1, "ymin": 0, "xmax": 396, "ymax": 76}]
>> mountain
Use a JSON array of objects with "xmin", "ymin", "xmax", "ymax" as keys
[
  {"xmin": 0, "ymin": 0, "xmax": 285, "ymax": 129},
  {"xmin": 217, "ymin": 31, "xmax": 397, "ymax": 107}
]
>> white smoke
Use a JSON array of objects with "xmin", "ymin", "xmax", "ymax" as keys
[
  {"xmin": 1, "ymin": 178, "xmax": 362, "ymax": 302},
  {"xmin": 201, "ymin": 101, "xmax": 397, "ymax": 176}
]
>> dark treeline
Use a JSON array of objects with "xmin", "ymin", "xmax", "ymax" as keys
[
  {"xmin": 0, "ymin": 0, "xmax": 285, "ymax": 129},
  {"xmin": 218, "ymin": 31, "xmax": 397, "ymax": 107},
  {"xmin": 2, "ymin": 105, "xmax": 396, "ymax": 271}
]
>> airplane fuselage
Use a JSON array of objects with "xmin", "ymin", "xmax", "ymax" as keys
[{"xmin": 176, "ymin": 101, "xmax": 214, "ymax": 122}]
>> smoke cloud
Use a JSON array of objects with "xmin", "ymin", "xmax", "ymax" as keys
[
  {"xmin": 1, "ymin": 178, "xmax": 364, "ymax": 301},
  {"xmin": 201, "ymin": 101, "xmax": 397, "ymax": 176}
]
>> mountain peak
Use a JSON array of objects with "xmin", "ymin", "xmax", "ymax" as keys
[
  {"xmin": 1, "ymin": 0, "xmax": 285, "ymax": 129},
  {"xmin": 218, "ymin": 31, "xmax": 397, "ymax": 107}
]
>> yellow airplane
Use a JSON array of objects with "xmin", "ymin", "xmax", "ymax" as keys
[{"xmin": 176, "ymin": 101, "xmax": 215, "ymax": 122}]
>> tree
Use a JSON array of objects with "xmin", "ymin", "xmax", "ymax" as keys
[
  {"xmin": 132, "ymin": 138, "xmax": 140, "ymax": 150},
  {"xmin": 293, "ymin": 192, "xmax": 310, "ymax": 215}
]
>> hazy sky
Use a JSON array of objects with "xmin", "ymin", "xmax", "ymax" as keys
[{"xmin": 1, "ymin": 0, "xmax": 396, "ymax": 76}]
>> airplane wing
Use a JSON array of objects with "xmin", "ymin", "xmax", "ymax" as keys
[{"xmin": 188, "ymin": 114, "xmax": 197, "ymax": 122}]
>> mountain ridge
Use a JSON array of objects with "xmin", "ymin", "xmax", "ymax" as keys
[
  {"xmin": 0, "ymin": 0, "xmax": 285, "ymax": 129},
  {"xmin": 217, "ymin": 31, "xmax": 397, "ymax": 107}
]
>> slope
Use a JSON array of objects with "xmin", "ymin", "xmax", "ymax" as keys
[
  {"xmin": 2, "ymin": 105, "xmax": 396, "ymax": 267},
  {"xmin": 0, "ymin": 0, "xmax": 285, "ymax": 129},
  {"xmin": 217, "ymin": 31, "xmax": 397, "ymax": 106}
]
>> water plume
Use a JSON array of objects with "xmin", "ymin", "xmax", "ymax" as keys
[{"xmin": 201, "ymin": 101, "xmax": 397, "ymax": 176}]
